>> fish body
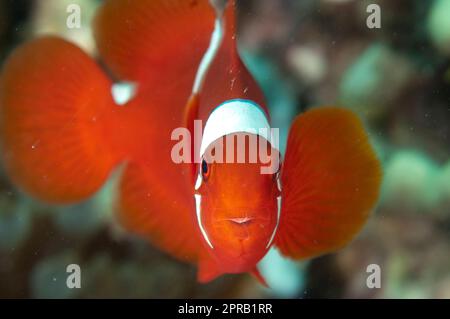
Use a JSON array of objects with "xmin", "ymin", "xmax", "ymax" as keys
[{"xmin": 0, "ymin": 0, "xmax": 382, "ymax": 284}]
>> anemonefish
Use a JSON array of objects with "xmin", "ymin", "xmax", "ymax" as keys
[{"xmin": 0, "ymin": 0, "xmax": 381, "ymax": 284}]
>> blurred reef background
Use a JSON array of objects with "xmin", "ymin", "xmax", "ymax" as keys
[{"xmin": 0, "ymin": 0, "xmax": 449, "ymax": 298}]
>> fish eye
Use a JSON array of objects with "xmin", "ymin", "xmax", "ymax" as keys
[{"xmin": 201, "ymin": 159, "xmax": 209, "ymax": 179}]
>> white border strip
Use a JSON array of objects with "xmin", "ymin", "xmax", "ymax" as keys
[{"xmin": 192, "ymin": 18, "xmax": 224, "ymax": 94}]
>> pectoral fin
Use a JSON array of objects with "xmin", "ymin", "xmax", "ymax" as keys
[{"xmin": 276, "ymin": 107, "xmax": 382, "ymax": 259}]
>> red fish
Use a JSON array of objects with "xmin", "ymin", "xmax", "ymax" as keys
[{"xmin": 0, "ymin": 0, "xmax": 381, "ymax": 284}]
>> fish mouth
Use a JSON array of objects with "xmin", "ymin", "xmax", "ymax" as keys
[
  {"xmin": 218, "ymin": 216, "xmax": 256, "ymax": 241},
  {"xmin": 227, "ymin": 217, "xmax": 253, "ymax": 225}
]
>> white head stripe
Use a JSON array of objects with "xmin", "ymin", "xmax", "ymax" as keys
[
  {"xmin": 194, "ymin": 173, "xmax": 203, "ymax": 191},
  {"xmin": 200, "ymin": 99, "xmax": 275, "ymax": 157}
]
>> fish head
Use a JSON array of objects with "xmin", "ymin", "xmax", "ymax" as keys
[{"xmin": 195, "ymin": 132, "xmax": 281, "ymax": 272}]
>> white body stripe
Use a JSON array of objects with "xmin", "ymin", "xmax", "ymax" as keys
[{"xmin": 199, "ymin": 99, "xmax": 275, "ymax": 157}]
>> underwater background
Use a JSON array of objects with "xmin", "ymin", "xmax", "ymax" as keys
[{"xmin": 0, "ymin": 0, "xmax": 449, "ymax": 298}]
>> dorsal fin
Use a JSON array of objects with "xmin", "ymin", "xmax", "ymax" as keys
[{"xmin": 94, "ymin": 0, "xmax": 216, "ymax": 87}]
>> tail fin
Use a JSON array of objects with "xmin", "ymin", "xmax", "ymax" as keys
[
  {"xmin": 275, "ymin": 107, "xmax": 382, "ymax": 259},
  {"xmin": 0, "ymin": 0, "xmax": 220, "ymax": 266},
  {"xmin": 0, "ymin": 37, "xmax": 119, "ymax": 203}
]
